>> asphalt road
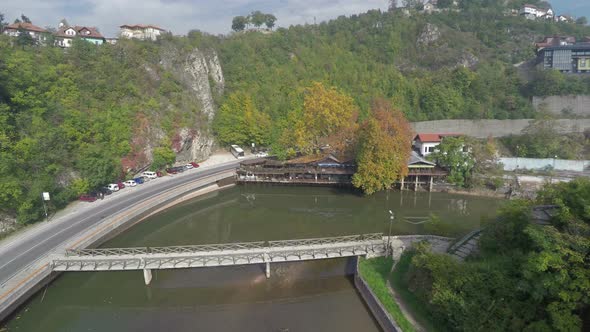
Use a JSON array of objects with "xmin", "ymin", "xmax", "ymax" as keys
[{"xmin": 0, "ymin": 161, "xmax": 240, "ymax": 285}]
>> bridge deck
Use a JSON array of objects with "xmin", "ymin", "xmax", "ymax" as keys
[{"xmin": 52, "ymin": 234, "xmax": 386, "ymax": 271}]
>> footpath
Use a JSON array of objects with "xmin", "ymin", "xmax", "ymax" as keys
[{"xmin": 0, "ymin": 151, "xmax": 245, "ymax": 321}]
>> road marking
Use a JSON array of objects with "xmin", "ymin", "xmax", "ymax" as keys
[{"xmin": 0, "ymin": 264, "xmax": 49, "ymax": 302}]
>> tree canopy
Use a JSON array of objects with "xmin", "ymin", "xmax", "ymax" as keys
[
  {"xmin": 406, "ymin": 178, "xmax": 590, "ymax": 331},
  {"xmin": 352, "ymin": 100, "xmax": 412, "ymax": 194}
]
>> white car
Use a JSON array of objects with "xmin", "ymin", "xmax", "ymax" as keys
[
  {"xmin": 142, "ymin": 171, "xmax": 158, "ymax": 179},
  {"xmin": 107, "ymin": 184, "xmax": 120, "ymax": 192},
  {"xmin": 255, "ymin": 152, "xmax": 269, "ymax": 157},
  {"xmin": 124, "ymin": 180, "xmax": 137, "ymax": 187},
  {"xmin": 185, "ymin": 164, "xmax": 194, "ymax": 170}
]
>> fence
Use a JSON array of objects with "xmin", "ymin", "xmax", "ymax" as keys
[{"xmin": 499, "ymin": 157, "xmax": 590, "ymax": 172}]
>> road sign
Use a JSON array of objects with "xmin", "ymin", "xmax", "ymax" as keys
[{"xmin": 43, "ymin": 192, "xmax": 50, "ymax": 201}]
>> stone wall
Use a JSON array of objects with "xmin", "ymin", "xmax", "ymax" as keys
[
  {"xmin": 532, "ymin": 95, "xmax": 590, "ymax": 117},
  {"xmin": 499, "ymin": 157, "xmax": 590, "ymax": 172},
  {"xmin": 411, "ymin": 119, "xmax": 590, "ymax": 138}
]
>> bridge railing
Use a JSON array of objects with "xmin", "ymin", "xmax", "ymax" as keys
[
  {"xmin": 268, "ymin": 233, "xmax": 383, "ymax": 248},
  {"xmin": 66, "ymin": 247, "xmax": 149, "ymax": 257},
  {"xmin": 64, "ymin": 234, "xmax": 383, "ymax": 258},
  {"xmin": 66, "ymin": 242, "xmax": 268, "ymax": 257}
]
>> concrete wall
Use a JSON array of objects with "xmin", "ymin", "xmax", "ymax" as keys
[
  {"xmin": 411, "ymin": 119, "xmax": 590, "ymax": 138},
  {"xmin": 354, "ymin": 257, "xmax": 401, "ymax": 332},
  {"xmin": 499, "ymin": 157, "xmax": 590, "ymax": 172},
  {"xmin": 532, "ymin": 95, "xmax": 590, "ymax": 117}
]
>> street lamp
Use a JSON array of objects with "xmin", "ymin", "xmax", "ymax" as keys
[{"xmin": 386, "ymin": 210, "xmax": 394, "ymax": 257}]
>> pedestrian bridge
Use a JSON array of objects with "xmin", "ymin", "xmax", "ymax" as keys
[
  {"xmin": 51, "ymin": 234, "xmax": 388, "ymax": 284},
  {"xmin": 51, "ymin": 234, "xmax": 451, "ymax": 285}
]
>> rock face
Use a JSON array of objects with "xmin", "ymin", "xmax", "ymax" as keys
[
  {"xmin": 417, "ymin": 23, "xmax": 441, "ymax": 46},
  {"xmin": 173, "ymin": 128, "xmax": 215, "ymax": 163},
  {"xmin": 0, "ymin": 213, "xmax": 17, "ymax": 236},
  {"xmin": 458, "ymin": 51, "xmax": 479, "ymax": 68}
]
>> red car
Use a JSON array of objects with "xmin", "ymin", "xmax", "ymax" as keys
[
  {"xmin": 190, "ymin": 162, "xmax": 200, "ymax": 168},
  {"xmin": 156, "ymin": 171, "xmax": 163, "ymax": 177},
  {"xmin": 79, "ymin": 194, "xmax": 97, "ymax": 202},
  {"xmin": 117, "ymin": 181, "xmax": 125, "ymax": 189}
]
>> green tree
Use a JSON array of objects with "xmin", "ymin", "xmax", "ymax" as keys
[
  {"xmin": 576, "ymin": 16, "xmax": 588, "ymax": 25},
  {"xmin": 264, "ymin": 14, "xmax": 277, "ymax": 29},
  {"xmin": 213, "ymin": 92, "xmax": 270, "ymax": 146},
  {"xmin": 429, "ymin": 137, "xmax": 474, "ymax": 187},
  {"xmin": 20, "ymin": 14, "xmax": 31, "ymax": 23},
  {"xmin": 151, "ymin": 146, "xmax": 176, "ymax": 171},
  {"xmin": 249, "ymin": 11, "xmax": 266, "ymax": 28},
  {"xmin": 232, "ymin": 16, "xmax": 248, "ymax": 32},
  {"xmin": 352, "ymin": 99, "xmax": 412, "ymax": 194},
  {"xmin": 16, "ymin": 27, "xmax": 35, "ymax": 47}
]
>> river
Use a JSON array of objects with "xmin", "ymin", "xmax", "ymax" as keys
[{"xmin": 4, "ymin": 185, "xmax": 502, "ymax": 331}]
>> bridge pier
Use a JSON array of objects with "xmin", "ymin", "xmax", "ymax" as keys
[
  {"xmin": 143, "ymin": 269, "xmax": 153, "ymax": 285},
  {"xmin": 265, "ymin": 262, "xmax": 270, "ymax": 279}
]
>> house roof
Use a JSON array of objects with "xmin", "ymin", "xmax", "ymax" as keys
[
  {"xmin": 120, "ymin": 24, "xmax": 165, "ymax": 31},
  {"xmin": 414, "ymin": 133, "xmax": 462, "ymax": 143},
  {"xmin": 543, "ymin": 43, "xmax": 590, "ymax": 51},
  {"xmin": 55, "ymin": 26, "xmax": 104, "ymax": 39},
  {"xmin": 5, "ymin": 22, "xmax": 47, "ymax": 33},
  {"xmin": 535, "ymin": 35, "xmax": 576, "ymax": 49},
  {"xmin": 408, "ymin": 151, "xmax": 436, "ymax": 167}
]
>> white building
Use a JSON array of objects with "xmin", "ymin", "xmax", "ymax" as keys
[
  {"xmin": 119, "ymin": 24, "xmax": 166, "ymax": 41},
  {"xmin": 2, "ymin": 22, "xmax": 47, "ymax": 44},
  {"xmin": 54, "ymin": 25, "xmax": 105, "ymax": 48},
  {"xmin": 520, "ymin": 4, "xmax": 554, "ymax": 20},
  {"xmin": 413, "ymin": 133, "xmax": 462, "ymax": 156}
]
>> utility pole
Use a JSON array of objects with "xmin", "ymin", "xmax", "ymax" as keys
[{"xmin": 386, "ymin": 210, "xmax": 394, "ymax": 257}]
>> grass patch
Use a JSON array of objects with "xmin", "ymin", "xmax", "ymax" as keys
[
  {"xmin": 390, "ymin": 252, "xmax": 440, "ymax": 332},
  {"xmin": 358, "ymin": 257, "xmax": 416, "ymax": 332}
]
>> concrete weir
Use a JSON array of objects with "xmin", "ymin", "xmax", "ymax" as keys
[{"xmin": 0, "ymin": 170, "xmax": 236, "ymax": 323}]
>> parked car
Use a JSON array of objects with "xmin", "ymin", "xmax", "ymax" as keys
[
  {"xmin": 107, "ymin": 184, "xmax": 120, "ymax": 192},
  {"xmin": 184, "ymin": 163, "xmax": 194, "ymax": 170},
  {"xmin": 117, "ymin": 181, "xmax": 125, "ymax": 189},
  {"xmin": 156, "ymin": 171, "xmax": 163, "ymax": 177},
  {"xmin": 166, "ymin": 166, "xmax": 185, "ymax": 174},
  {"xmin": 190, "ymin": 162, "xmax": 200, "ymax": 168},
  {"xmin": 124, "ymin": 180, "xmax": 137, "ymax": 187},
  {"xmin": 133, "ymin": 177, "xmax": 145, "ymax": 184},
  {"xmin": 142, "ymin": 171, "xmax": 158, "ymax": 179},
  {"xmin": 255, "ymin": 151, "xmax": 269, "ymax": 157},
  {"xmin": 99, "ymin": 187, "xmax": 113, "ymax": 195},
  {"xmin": 79, "ymin": 194, "xmax": 97, "ymax": 202}
]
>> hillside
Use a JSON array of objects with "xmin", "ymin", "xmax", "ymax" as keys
[{"xmin": 1, "ymin": 3, "xmax": 590, "ymax": 225}]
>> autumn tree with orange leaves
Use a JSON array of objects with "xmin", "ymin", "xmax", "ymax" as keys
[{"xmin": 352, "ymin": 99, "xmax": 412, "ymax": 194}]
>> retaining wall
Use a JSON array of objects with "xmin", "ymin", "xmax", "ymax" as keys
[
  {"xmin": 411, "ymin": 119, "xmax": 590, "ymax": 138},
  {"xmin": 499, "ymin": 157, "xmax": 590, "ymax": 172},
  {"xmin": 354, "ymin": 257, "xmax": 401, "ymax": 332},
  {"xmin": 532, "ymin": 95, "xmax": 590, "ymax": 117}
]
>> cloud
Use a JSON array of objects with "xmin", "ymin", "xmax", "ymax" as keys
[{"xmin": 2, "ymin": 0, "xmax": 390, "ymax": 37}]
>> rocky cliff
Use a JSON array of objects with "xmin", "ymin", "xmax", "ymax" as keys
[{"xmin": 124, "ymin": 45, "xmax": 225, "ymax": 170}]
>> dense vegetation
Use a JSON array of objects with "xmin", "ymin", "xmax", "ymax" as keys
[
  {"xmin": 2, "ymin": 0, "xmax": 590, "ymax": 224},
  {"xmin": 403, "ymin": 179, "xmax": 590, "ymax": 331},
  {"xmin": 0, "ymin": 37, "xmax": 200, "ymax": 223}
]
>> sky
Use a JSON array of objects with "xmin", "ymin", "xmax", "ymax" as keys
[{"xmin": 2, "ymin": 0, "xmax": 589, "ymax": 38}]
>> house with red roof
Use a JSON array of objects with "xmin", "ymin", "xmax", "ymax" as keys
[
  {"xmin": 413, "ymin": 133, "xmax": 462, "ymax": 156},
  {"xmin": 119, "ymin": 24, "xmax": 166, "ymax": 41},
  {"xmin": 54, "ymin": 25, "xmax": 105, "ymax": 48},
  {"xmin": 2, "ymin": 22, "xmax": 48, "ymax": 44}
]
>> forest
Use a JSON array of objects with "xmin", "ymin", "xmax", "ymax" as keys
[
  {"xmin": 404, "ymin": 179, "xmax": 590, "ymax": 331},
  {"xmin": 1, "ymin": 0, "xmax": 590, "ymax": 224}
]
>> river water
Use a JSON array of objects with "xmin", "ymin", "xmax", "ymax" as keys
[{"xmin": 4, "ymin": 185, "xmax": 502, "ymax": 332}]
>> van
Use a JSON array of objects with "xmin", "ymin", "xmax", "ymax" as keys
[
  {"xmin": 107, "ymin": 184, "xmax": 120, "ymax": 192},
  {"xmin": 142, "ymin": 171, "xmax": 158, "ymax": 179}
]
